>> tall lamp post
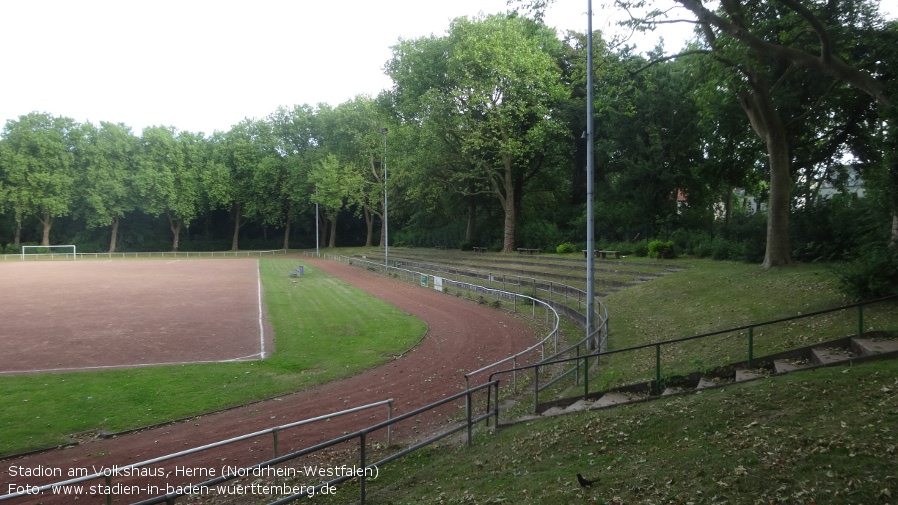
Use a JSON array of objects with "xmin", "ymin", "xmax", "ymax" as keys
[
  {"xmin": 585, "ymin": 0, "xmax": 597, "ymax": 350},
  {"xmin": 379, "ymin": 128, "xmax": 389, "ymax": 268}
]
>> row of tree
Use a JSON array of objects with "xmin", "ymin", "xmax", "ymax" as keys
[{"xmin": 1, "ymin": 1, "xmax": 896, "ymax": 269}]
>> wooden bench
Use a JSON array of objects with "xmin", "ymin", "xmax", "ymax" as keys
[
  {"xmin": 472, "ymin": 246, "xmax": 488, "ymax": 253},
  {"xmin": 582, "ymin": 250, "xmax": 622, "ymax": 259},
  {"xmin": 517, "ymin": 248, "xmax": 540, "ymax": 255}
]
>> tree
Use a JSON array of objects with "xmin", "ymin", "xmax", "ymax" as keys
[
  {"xmin": 269, "ymin": 104, "xmax": 322, "ymax": 250},
  {"xmin": 614, "ymin": 0, "xmax": 893, "ymax": 267},
  {"xmin": 75, "ymin": 121, "xmax": 140, "ymax": 252},
  {"xmin": 309, "ymin": 154, "xmax": 362, "ymax": 247},
  {"xmin": 0, "ymin": 112, "xmax": 79, "ymax": 246},
  {"xmin": 387, "ymin": 13, "xmax": 570, "ymax": 252},
  {"xmin": 135, "ymin": 126, "xmax": 201, "ymax": 251},
  {"xmin": 317, "ymin": 97, "xmax": 392, "ymax": 248},
  {"xmin": 205, "ymin": 120, "xmax": 286, "ymax": 251}
]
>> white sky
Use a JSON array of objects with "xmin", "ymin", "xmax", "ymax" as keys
[{"xmin": 1, "ymin": 0, "xmax": 894, "ymax": 136}]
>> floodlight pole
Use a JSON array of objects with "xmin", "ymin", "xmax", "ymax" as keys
[
  {"xmin": 380, "ymin": 128, "xmax": 389, "ymax": 269},
  {"xmin": 585, "ymin": 0, "xmax": 597, "ymax": 350},
  {"xmin": 315, "ymin": 185, "xmax": 320, "ymax": 257}
]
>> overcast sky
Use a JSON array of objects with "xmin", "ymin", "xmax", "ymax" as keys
[{"xmin": 1, "ymin": 0, "xmax": 894, "ymax": 135}]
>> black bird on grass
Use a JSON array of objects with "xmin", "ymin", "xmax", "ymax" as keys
[{"xmin": 577, "ymin": 473, "xmax": 599, "ymax": 487}]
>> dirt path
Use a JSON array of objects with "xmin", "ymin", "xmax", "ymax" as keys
[{"xmin": 1, "ymin": 258, "xmax": 541, "ymax": 504}]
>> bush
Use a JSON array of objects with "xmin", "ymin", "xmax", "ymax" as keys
[
  {"xmin": 835, "ymin": 246, "xmax": 898, "ymax": 301},
  {"xmin": 632, "ymin": 240, "xmax": 650, "ymax": 257},
  {"xmin": 556, "ymin": 242, "xmax": 577, "ymax": 254},
  {"xmin": 648, "ymin": 240, "xmax": 676, "ymax": 259}
]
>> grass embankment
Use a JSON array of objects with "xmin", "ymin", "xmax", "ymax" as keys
[
  {"xmin": 0, "ymin": 258, "xmax": 426, "ymax": 456},
  {"xmin": 596, "ymin": 260, "xmax": 898, "ymax": 388},
  {"xmin": 337, "ymin": 359, "xmax": 897, "ymax": 504}
]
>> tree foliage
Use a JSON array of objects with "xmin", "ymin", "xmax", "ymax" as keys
[{"xmin": 0, "ymin": 4, "xmax": 895, "ymax": 273}]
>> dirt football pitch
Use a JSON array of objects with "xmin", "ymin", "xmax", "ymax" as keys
[{"xmin": 0, "ymin": 259, "xmax": 273, "ymax": 374}]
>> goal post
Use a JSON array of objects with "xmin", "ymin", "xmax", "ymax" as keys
[{"xmin": 21, "ymin": 245, "xmax": 77, "ymax": 261}]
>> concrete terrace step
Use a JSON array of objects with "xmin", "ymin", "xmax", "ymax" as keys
[
  {"xmin": 521, "ymin": 333, "xmax": 898, "ymax": 424},
  {"xmin": 735, "ymin": 368, "xmax": 768, "ymax": 382},
  {"xmin": 811, "ymin": 346, "xmax": 854, "ymax": 365},
  {"xmin": 773, "ymin": 357, "xmax": 814, "ymax": 373},
  {"xmin": 853, "ymin": 337, "xmax": 898, "ymax": 356}
]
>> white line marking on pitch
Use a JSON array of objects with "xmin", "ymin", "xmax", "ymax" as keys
[
  {"xmin": 257, "ymin": 260, "xmax": 265, "ymax": 359},
  {"xmin": 0, "ymin": 355, "xmax": 266, "ymax": 375}
]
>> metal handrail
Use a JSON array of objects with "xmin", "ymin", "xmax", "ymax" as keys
[
  {"xmin": 0, "ymin": 399, "xmax": 393, "ymax": 502},
  {"xmin": 133, "ymin": 381, "xmax": 500, "ymax": 505},
  {"xmin": 488, "ymin": 294, "xmax": 898, "ymax": 414},
  {"xmin": 311, "ymin": 251, "xmax": 611, "ymax": 413}
]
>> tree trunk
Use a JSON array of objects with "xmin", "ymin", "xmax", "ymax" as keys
[
  {"xmin": 364, "ymin": 205, "xmax": 374, "ymax": 247},
  {"xmin": 14, "ymin": 219, "xmax": 22, "ymax": 247},
  {"xmin": 231, "ymin": 205, "xmax": 242, "ymax": 251},
  {"xmin": 328, "ymin": 214, "xmax": 338, "ymax": 248},
  {"xmin": 282, "ymin": 215, "xmax": 291, "ymax": 250},
  {"xmin": 38, "ymin": 210, "xmax": 53, "ymax": 245},
  {"xmin": 319, "ymin": 212, "xmax": 328, "ymax": 248},
  {"xmin": 737, "ymin": 70, "xmax": 793, "ymax": 268},
  {"xmin": 465, "ymin": 199, "xmax": 477, "ymax": 244},
  {"xmin": 891, "ymin": 212, "xmax": 898, "ymax": 250},
  {"xmin": 171, "ymin": 220, "xmax": 182, "ymax": 251},
  {"xmin": 166, "ymin": 210, "xmax": 182, "ymax": 251},
  {"xmin": 501, "ymin": 160, "xmax": 516, "ymax": 253},
  {"xmin": 108, "ymin": 215, "xmax": 120, "ymax": 253},
  {"xmin": 762, "ymin": 129, "xmax": 793, "ymax": 267},
  {"xmin": 723, "ymin": 186, "xmax": 733, "ymax": 226}
]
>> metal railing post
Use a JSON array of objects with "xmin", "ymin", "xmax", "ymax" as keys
[
  {"xmin": 513, "ymin": 356, "xmax": 518, "ymax": 393},
  {"xmin": 494, "ymin": 381, "xmax": 500, "ymax": 427},
  {"xmin": 583, "ymin": 354, "xmax": 589, "ymax": 399},
  {"xmin": 386, "ymin": 401, "xmax": 393, "ymax": 447},
  {"xmin": 466, "ymin": 391, "xmax": 473, "ymax": 446},
  {"xmin": 533, "ymin": 365, "xmax": 540, "ymax": 413},
  {"xmin": 747, "ymin": 327, "xmax": 754, "ymax": 368},
  {"xmin": 359, "ymin": 430, "xmax": 367, "ymax": 504}
]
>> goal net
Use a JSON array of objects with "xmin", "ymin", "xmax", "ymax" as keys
[{"xmin": 21, "ymin": 245, "xmax": 77, "ymax": 261}]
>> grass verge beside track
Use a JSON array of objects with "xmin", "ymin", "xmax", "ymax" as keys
[{"xmin": 0, "ymin": 258, "xmax": 426, "ymax": 456}]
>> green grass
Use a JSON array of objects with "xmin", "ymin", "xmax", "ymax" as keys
[
  {"xmin": 0, "ymin": 258, "xmax": 426, "ymax": 456},
  {"xmin": 592, "ymin": 259, "xmax": 898, "ymax": 390},
  {"xmin": 322, "ymin": 359, "xmax": 898, "ymax": 504}
]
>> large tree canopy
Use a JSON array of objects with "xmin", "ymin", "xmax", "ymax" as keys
[
  {"xmin": 0, "ymin": 112, "xmax": 79, "ymax": 246},
  {"xmin": 610, "ymin": 0, "xmax": 894, "ymax": 266},
  {"xmin": 387, "ymin": 13, "xmax": 571, "ymax": 252}
]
